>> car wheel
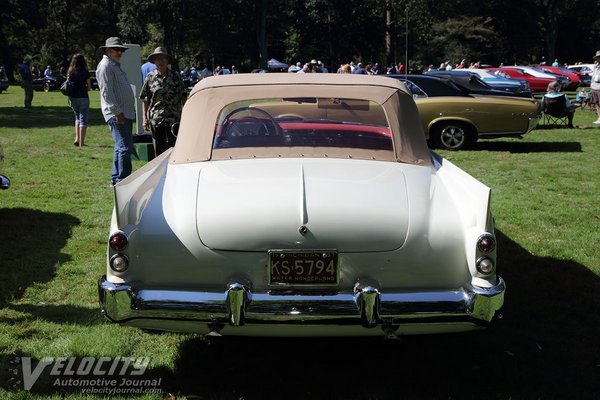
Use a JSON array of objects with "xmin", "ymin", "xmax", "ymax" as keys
[
  {"xmin": 432, "ymin": 121, "xmax": 476, "ymax": 151},
  {"xmin": 43, "ymin": 82, "xmax": 50, "ymax": 92}
]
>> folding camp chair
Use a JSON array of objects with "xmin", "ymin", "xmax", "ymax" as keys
[{"xmin": 542, "ymin": 95, "xmax": 570, "ymax": 127}]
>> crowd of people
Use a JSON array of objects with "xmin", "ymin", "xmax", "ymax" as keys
[
  {"xmin": 181, "ymin": 64, "xmax": 238, "ymax": 81},
  {"xmin": 281, "ymin": 58, "xmax": 483, "ymax": 75},
  {"xmin": 283, "ymin": 59, "xmax": 398, "ymax": 74},
  {"xmin": 13, "ymin": 42, "xmax": 600, "ymax": 185},
  {"xmin": 13, "ymin": 37, "xmax": 190, "ymax": 186}
]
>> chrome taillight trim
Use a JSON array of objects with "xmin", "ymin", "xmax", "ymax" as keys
[
  {"xmin": 476, "ymin": 256, "xmax": 495, "ymax": 275},
  {"xmin": 109, "ymin": 253, "xmax": 129, "ymax": 272}
]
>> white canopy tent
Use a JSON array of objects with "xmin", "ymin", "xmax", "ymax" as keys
[{"xmin": 267, "ymin": 58, "xmax": 288, "ymax": 69}]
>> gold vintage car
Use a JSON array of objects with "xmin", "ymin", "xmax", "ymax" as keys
[{"xmin": 389, "ymin": 75, "xmax": 541, "ymax": 150}]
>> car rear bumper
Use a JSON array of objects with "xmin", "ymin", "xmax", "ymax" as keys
[{"xmin": 98, "ymin": 276, "xmax": 505, "ymax": 335}]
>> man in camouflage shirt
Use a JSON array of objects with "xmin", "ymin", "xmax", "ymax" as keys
[{"xmin": 140, "ymin": 47, "xmax": 188, "ymax": 155}]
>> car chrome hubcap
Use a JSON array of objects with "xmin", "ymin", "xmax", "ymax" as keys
[{"xmin": 441, "ymin": 126, "xmax": 465, "ymax": 149}]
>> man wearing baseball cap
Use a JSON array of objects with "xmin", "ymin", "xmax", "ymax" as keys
[
  {"xmin": 590, "ymin": 50, "xmax": 600, "ymax": 124},
  {"xmin": 96, "ymin": 37, "xmax": 135, "ymax": 185}
]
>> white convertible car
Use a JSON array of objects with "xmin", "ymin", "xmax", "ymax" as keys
[{"xmin": 99, "ymin": 74, "xmax": 505, "ymax": 337}]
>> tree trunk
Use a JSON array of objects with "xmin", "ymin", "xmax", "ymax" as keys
[
  {"xmin": 257, "ymin": 0, "xmax": 268, "ymax": 69},
  {"xmin": 539, "ymin": 0, "xmax": 560, "ymax": 62},
  {"xmin": 61, "ymin": 0, "xmax": 71, "ymax": 72},
  {"xmin": 0, "ymin": 28, "xmax": 15, "ymax": 81},
  {"xmin": 385, "ymin": 0, "xmax": 392, "ymax": 65}
]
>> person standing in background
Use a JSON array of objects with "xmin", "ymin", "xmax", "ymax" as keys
[
  {"xmin": 19, "ymin": 58, "xmax": 34, "ymax": 108},
  {"xmin": 140, "ymin": 47, "xmax": 187, "ymax": 156},
  {"xmin": 141, "ymin": 59, "xmax": 156, "ymax": 83},
  {"xmin": 67, "ymin": 54, "xmax": 91, "ymax": 147},
  {"xmin": 96, "ymin": 37, "xmax": 135, "ymax": 185},
  {"xmin": 590, "ymin": 50, "xmax": 600, "ymax": 125}
]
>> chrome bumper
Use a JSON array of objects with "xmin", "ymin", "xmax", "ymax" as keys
[{"xmin": 98, "ymin": 276, "xmax": 505, "ymax": 331}]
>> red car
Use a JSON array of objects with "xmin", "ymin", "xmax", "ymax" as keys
[
  {"xmin": 533, "ymin": 65, "xmax": 580, "ymax": 90},
  {"xmin": 486, "ymin": 67, "xmax": 557, "ymax": 92}
]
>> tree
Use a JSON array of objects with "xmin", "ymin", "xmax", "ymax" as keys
[
  {"xmin": 429, "ymin": 16, "xmax": 498, "ymax": 67},
  {"xmin": 2, "ymin": 0, "xmax": 600, "ymax": 77}
]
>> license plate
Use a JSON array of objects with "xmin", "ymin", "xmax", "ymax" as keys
[{"xmin": 268, "ymin": 250, "xmax": 338, "ymax": 285}]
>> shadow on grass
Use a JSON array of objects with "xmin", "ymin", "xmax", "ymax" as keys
[
  {"xmin": 0, "ymin": 208, "xmax": 80, "ymax": 305},
  {"xmin": 470, "ymin": 140, "xmax": 582, "ymax": 153},
  {"xmin": 3, "ymin": 230, "xmax": 599, "ymax": 398},
  {"xmin": 158, "ymin": 230, "xmax": 600, "ymax": 399},
  {"xmin": 0, "ymin": 106, "xmax": 104, "ymax": 129}
]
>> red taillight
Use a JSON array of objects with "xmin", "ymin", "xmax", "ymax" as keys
[
  {"xmin": 477, "ymin": 234, "xmax": 495, "ymax": 253},
  {"xmin": 109, "ymin": 232, "xmax": 128, "ymax": 251}
]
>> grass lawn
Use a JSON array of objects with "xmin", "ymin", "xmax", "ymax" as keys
[{"xmin": 0, "ymin": 86, "xmax": 599, "ymax": 399}]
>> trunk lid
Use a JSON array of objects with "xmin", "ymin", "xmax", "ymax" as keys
[{"xmin": 196, "ymin": 159, "xmax": 413, "ymax": 252}]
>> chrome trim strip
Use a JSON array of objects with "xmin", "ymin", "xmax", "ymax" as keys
[{"xmin": 98, "ymin": 276, "xmax": 505, "ymax": 327}]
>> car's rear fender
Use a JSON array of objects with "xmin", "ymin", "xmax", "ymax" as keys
[
  {"xmin": 428, "ymin": 117, "xmax": 478, "ymax": 139},
  {"xmin": 432, "ymin": 153, "xmax": 497, "ymax": 288}
]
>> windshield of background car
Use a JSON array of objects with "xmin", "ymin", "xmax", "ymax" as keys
[
  {"xmin": 490, "ymin": 70, "xmax": 510, "ymax": 79},
  {"xmin": 401, "ymin": 78, "xmax": 468, "ymax": 98},
  {"xmin": 212, "ymin": 98, "xmax": 393, "ymax": 151},
  {"xmin": 474, "ymin": 70, "xmax": 497, "ymax": 79},
  {"xmin": 556, "ymin": 67, "xmax": 574, "ymax": 74}
]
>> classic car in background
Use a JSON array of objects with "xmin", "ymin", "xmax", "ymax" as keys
[
  {"xmin": 388, "ymin": 74, "xmax": 540, "ymax": 150},
  {"xmin": 533, "ymin": 65, "xmax": 580, "ymax": 90},
  {"xmin": 98, "ymin": 74, "xmax": 505, "ymax": 337},
  {"xmin": 567, "ymin": 64, "xmax": 595, "ymax": 86},
  {"xmin": 0, "ymin": 143, "xmax": 10, "ymax": 190},
  {"xmin": 32, "ymin": 75, "xmax": 66, "ymax": 92},
  {"xmin": 424, "ymin": 70, "xmax": 533, "ymax": 98},
  {"xmin": 503, "ymin": 66, "xmax": 572, "ymax": 90},
  {"xmin": 486, "ymin": 67, "xmax": 558, "ymax": 92},
  {"xmin": 466, "ymin": 68, "xmax": 531, "ymax": 94}
]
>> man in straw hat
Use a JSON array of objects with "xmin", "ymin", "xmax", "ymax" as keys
[
  {"xmin": 590, "ymin": 50, "xmax": 600, "ymax": 124},
  {"xmin": 140, "ymin": 47, "xmax": 187, "ymax": 156},
  {"xmin": 96, "ymin": 37, "xmax": 135, "ymax": 185}
]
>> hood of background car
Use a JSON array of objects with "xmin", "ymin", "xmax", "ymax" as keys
[{"xmin": 196, "ymin": 159, "xmax": 413, "ymax": 252}]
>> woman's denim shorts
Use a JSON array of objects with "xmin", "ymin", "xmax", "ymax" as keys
[{"xmin": 68, "ymin": 97, "xmax": 90, "ymax": 128}]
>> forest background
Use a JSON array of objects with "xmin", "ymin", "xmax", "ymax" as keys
[{"xmin": 1, "ymin": 0, "xmax": 599, "ymax": 79}]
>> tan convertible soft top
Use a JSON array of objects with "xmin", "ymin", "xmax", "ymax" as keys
[{"xmin": 171, "ymin": 74, "xmax": 432, "ymax": 166}]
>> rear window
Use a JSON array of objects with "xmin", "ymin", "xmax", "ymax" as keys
[{"xmin": 212, "ymin": 98, "xmax": 392, "ymax": 151}]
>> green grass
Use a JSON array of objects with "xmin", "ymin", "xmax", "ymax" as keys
[{"xmin": 0, "ymin": 86, "xmax": 599, "ymax": 399}]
